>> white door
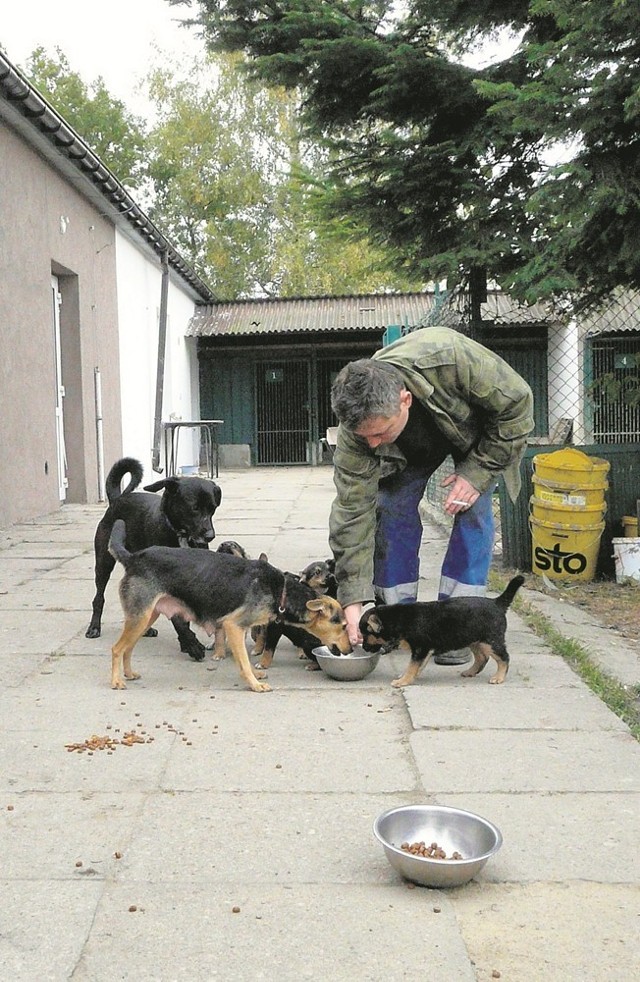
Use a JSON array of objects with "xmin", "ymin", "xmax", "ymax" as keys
[{"xmin": 51, "ymin": 276, "xmax": 68, "ymax": 500}]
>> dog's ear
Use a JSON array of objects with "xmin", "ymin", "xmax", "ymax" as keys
[
  {"xmin": 258, "ymin": 552, "xmax": 268, "ymax": 562},
  {"xmin": 365, "ymin": 612, "xmax": 383, "ymax": 634},
  {"xmin": 306, "ymin": 597, "xmax": 339, "ymax": 615},
  {"xmin": 306, "ymin": 597, "xmax": 327, "ymax": 613},
  {"xmin": 143, "ymin": 476, "xmax": 180, "ymax": 494},
  {"xmin": 212, "ymin": 482, "xmax": 222, "ymax": 507}
]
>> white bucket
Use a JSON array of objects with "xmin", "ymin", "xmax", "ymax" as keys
[{"xmin": 612, "ymin": 537, "xmax": 640, "ymax": 583}]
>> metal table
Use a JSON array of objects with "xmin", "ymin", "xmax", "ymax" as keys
[{"xmin": 162, "ymin": 420, "xmax": 223, "ymax": 479}]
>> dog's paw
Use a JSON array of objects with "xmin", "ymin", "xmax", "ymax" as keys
[
  {"xmin": 111, "ymin": 679, "xmax": 127, "ymax": 690},
  {"xmin": 251, "ymin": 680, "xmax": 272, "ymax": 692},
  {"xmin": 144, "ymin": 627, "xmax": 158, "ymax": 638},
  {"xmin": 85, "ymin": 626, "xmax": 101, "ymax": 639},
  {"xmin": 183, "ymin": 642, "xmax": 206, "ymax": 661}
]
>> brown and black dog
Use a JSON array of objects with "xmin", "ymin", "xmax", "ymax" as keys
[
  {"xmin": 252, "ymin": 559, "xmax": 337, "ymax": 670},
  {"xmin": 216, "ymin": 540, "xmax": 248, "ymax": 559},
  {"xmin": 359, "ymin": 576, "xmax": 524, "ymax": 688},
  {"xmin": 86, "ymin": 457, "xmax": 221, "ymax": 662},
  {"xmin": 107, "ymin": 520, "xmax": 350, "ymax": 692},
  {"xmin": 207, "ymin": 540, "xmax": 265, "ymax": 654}
]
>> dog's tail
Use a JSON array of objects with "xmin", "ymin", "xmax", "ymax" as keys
[
  {"xmin": 494, "ymin": 575, "xmax": 525, "ymax": 611},
  {"xmin": 105, "ymin": 457, "xmax": 144, "ymax": 504},
  {"xmin": 108, "ymin": 519, "xmax": 131, "ymax": 567}
]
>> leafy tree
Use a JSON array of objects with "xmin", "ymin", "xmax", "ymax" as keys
[
  {"xmin": 145, "ymin": 50, "xmax": 420, "ymax": 297},
  {"xmin": 20, "ymin": 44, "xmax": 420, "ymax": 297},
  {"xmin": 23, "ymin": 47, "xmax": 148, "ymax": 189},
  {"xmin": 167, "ymin": 1, "xmax": 640, "ymax": 312}
]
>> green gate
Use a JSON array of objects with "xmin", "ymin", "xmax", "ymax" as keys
[{"xmin": 255, "ymin": 359, "xmax": 310, "ymax": 464}]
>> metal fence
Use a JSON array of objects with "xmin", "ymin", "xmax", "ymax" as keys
[
  {"xmin": 412, "ymin": 287, "xmax": 640, "ymax": 565},
  {"xmin": 419, "ymin": 286, "xmax": 640, "ymax": 446}
]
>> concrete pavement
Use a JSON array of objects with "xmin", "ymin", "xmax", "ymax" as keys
[{"xmin": 0, "ymin": 466, "xmax": 638, "ymax": 982}]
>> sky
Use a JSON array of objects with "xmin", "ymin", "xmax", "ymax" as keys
[
  {"xmin": 2, "ymin": 3, "xmax": 522, "ymax": 117},
  {"xmin": 1, "ymin": 0, "xmax": 206, "ymax": 116}
]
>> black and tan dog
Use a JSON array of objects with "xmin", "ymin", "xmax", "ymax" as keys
[
  {"xmin": 216, "ymin": 540, "xmax": 248, "ymax": 559},
  {"xmin": 253, "ymin": 559, "xmax": 337, "ymax": 670},
  {"xmin": 107, "ymin": 520, "xmax": 350, "ymax": 692},
  {"xmin": 206, "ymin": 540, "xmax": 262, "ymax": 654},
  {"xmin": 360, "ymin": 576, "xmax": 525, "ymax": 687},
  {"xmin": 86, "ymin": 457, "xmax": 221, "ymax": 662}
]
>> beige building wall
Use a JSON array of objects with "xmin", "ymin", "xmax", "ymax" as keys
[{"xmin": 0, "ymin": 120, "xmax": 122, "ymax": 526}]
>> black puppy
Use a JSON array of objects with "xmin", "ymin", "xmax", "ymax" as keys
[
  {"xmin": 360, "ymin": 576, "xmax": 525, "ymax": 687},
  {"xmin": 86, "ymin": 457, "xmax": 221, "ymax": 661},
  {"xmin": 107, "ymin": 521, "xmax": 350, "ymax": 692},
  {"xmin": 253, "ymin": 559, "xmax": 337, "ymax": 670}
]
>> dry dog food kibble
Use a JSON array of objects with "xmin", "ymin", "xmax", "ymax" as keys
[
  {"xmin": 65, "ymin": 730, "xmax": 149, "ymax": 753},
  {"xmin": 400, "ymin": 841, "xmax": 464, "ymax": 860}
]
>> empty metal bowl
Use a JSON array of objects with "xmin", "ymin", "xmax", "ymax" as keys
[
  {"xmin": 312, "ymin": 645, "xmax": 380, "ymax": 681},
  {"xmin": 373, "ymin": 804, "xmax": 502, "ymax": 888}
]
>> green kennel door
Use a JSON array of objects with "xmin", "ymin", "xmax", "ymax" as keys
[{"xmin": 256, "ymin": 360, "xmax": 311, "ymax": 464}]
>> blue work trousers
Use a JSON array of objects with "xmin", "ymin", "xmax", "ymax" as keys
[{"xmin": 373, "ymin": 463, "xmax": 495, "ymax": 604}]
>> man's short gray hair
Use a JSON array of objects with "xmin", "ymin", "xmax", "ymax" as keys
[{"xmin": 331, "ymin": 359, "xmax": 405, "ymax": 430}]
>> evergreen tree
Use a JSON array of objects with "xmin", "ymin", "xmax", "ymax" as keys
[{"xmin": 168, "ymin": 0, "xmax": 640, "ymax": 310}]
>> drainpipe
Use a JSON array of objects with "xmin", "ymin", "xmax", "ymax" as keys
[
  {"xmin": 94, "ymin": 366, "xmax": 105, "ymax": 501},
  {"xmin": 151, "ymin": 250, "xmax": 169, "ymax": 472}
]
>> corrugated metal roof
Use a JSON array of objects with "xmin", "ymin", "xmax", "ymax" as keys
[
  {"xmin": 187, "ymin": 293, "xmax": 436, "ymax": 337},
  {"xmin": 583, "ymin": 290, "xmax": 640, "ymax": 337},
  {"xmin": 188, "ymin": 289, "xmax": 555, "ymax": 338},
  {"xmin": 425, "ymin": 290, "xmax": 553, "ymax": 328},
  {"xmin": 479, "ymin": 292, "xmax": 552, "ymax": 325}
]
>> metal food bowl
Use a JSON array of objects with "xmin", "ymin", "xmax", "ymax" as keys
[
  {"xmin": 373, "ymin": 804, "xmax": 503, "ymax": 888},
  {"xmin": 312, "ymin": 645, "xmax": 380, "ymax": 681}
]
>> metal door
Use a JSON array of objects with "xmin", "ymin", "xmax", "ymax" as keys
[
  {"xmin": 255, "ymin": 360, "xmax": 310, "ymax": 464},
  {"xmin": 589, "ymin": 336, "xmax": 640, "ymax": 442},
  {"xmin": 51, "ymin": 276, "xmax": 68, "ymax": 500}
]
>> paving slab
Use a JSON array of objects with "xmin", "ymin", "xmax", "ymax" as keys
[
  {"xmin": 1, "ymin": 791, "xmax": 146, "ymax": 879},
  {"xmin": 0, "ymin": 470, "xmax": 638, "ymax": 981},
  {"xmin": 120, "ymin": 790, "xmax": 402, "ymax": 885},
  {"xmin": 74, "ymin": 883, "xmax": 476, "ymax": 982},
  {"xmin": 0, "ymin": 610, "xmax": 88, "ymax": 652},
  {"xmin": 0, "ymin": 881, "xmax": 104, "ymax": 981},
  {"xmin": 0, "ymin": 557, "xmax": 67, "ymax": 591},
  {"xmin": 160, "ymin": 689, "xmax": 418, "ymax": 794},
  {"xmin": 410, "ymin": 728, "xmax": 640, "ymax": 793},
  {"xmin": 0, "ymin": 653, "xmax": 53, "ymax": 687},
  {"xmin": 437, "ymin": 791, "xmax": 640, "ymax": 883},
  {"xmin": 450, "ymin": 882, "xmax": 640, "ymax": 982},
  {"xmin": 0, "ymin": 579, "xmax": 93, "ymax": 610},
  {"xmin": 403, "ymin": 680, "xmax": 628, "ymax": 730}
]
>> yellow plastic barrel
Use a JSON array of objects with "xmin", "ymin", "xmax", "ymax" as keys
[
  {"xmin": 531, "ymin": 475, "xmax": 609, "ymax": 508},
  {"xmin": 530, "ymin": 516, "xmax": 605, "ymax": 582},
  {"xmin": 533, "ymin": 447, "xmax": 610, "ymax": 490},
  {"xmin": 530, "ymin": 450, "xmax": 609, "ymax": 580},
  {"xmin": 530, "ymin": 496, "xmax": 606, "ymax": 528},
  {"xmin": 622, "ymin": 515, "xmax": 639, "ymax": 538}
]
